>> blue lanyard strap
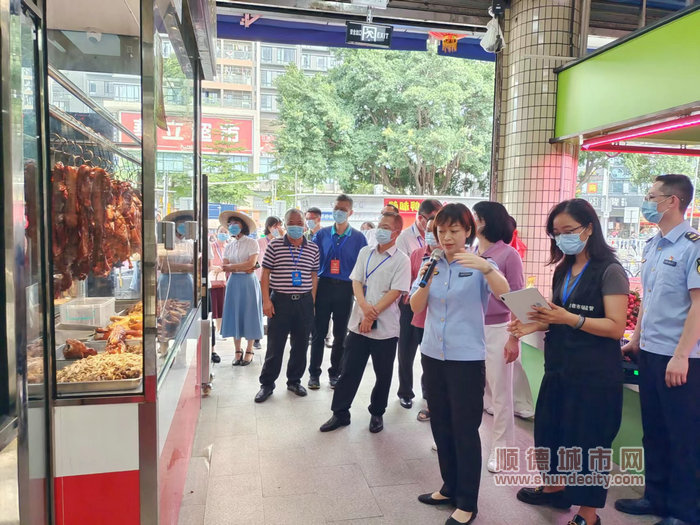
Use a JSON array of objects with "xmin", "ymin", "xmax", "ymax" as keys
[
  {"xmin": 288, "ymin": 244, "xmax": 304, "ymax": 268},
  {"xmin": 562, "ymin": 261, "xmax": 590, "ymax": 304},
  {"xmin": 329, "ymin": 232, "xmax": 350, "ymax": 260},
  {"xmin": 413, "ymin": 225, "xmax": 424, "ymax": 248},
  {"xmin": 365, "ymin": 250, "xmax": 392, "ymax": 281}
]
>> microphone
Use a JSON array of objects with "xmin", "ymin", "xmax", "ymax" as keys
[{"xmin": 419, "ymin": 249, "xmax": 444, "ymax": 288}]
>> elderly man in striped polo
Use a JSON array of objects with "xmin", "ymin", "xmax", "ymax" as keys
[{"xmin": 255, "ymin": 208, "xmax": 320, "ymax": 403}]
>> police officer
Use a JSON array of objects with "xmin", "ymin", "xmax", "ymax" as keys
[{"xmin": 615, "ymin": 174, "xmax": 700, "ymax": 525}]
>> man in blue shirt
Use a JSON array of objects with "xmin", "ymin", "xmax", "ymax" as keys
[
  {"xmin": 309, "ymin": 194, "xmax": 368, "ymax": 389},
  {"xmin": 616, "ymin": 174, "xmax": 700, "ymax": 525}
]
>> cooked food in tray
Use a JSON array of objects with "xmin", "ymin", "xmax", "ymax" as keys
[
  {"xmin": 158, "ymin": 299, "xmax": 190, "ymax": 339},
  {"xmin": 63, "ymin": 339, "xmax": 98, "ymax": 359},
  {"xmin": 57, "ymin": 353, "xmax": 142, "ymax": 382},
  {"xmin": 27, "ymin": 356, "xmax": 44, "ymax": 384}
]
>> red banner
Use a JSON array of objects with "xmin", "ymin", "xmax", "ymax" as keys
[
  {"xmin": 384, "ymin": 198, "xmax": 421, "ymax": 230},
  {"xmin": 120, "ymin": 112, "xmax": 253, "ymax": 155},
  {"xmin": 260, "ymin": 134, "xmax": 276, "ymax": 155}
]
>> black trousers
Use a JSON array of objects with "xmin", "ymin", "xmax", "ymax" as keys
[
  {"xmin": 534, "ymin": 370, "xmax": 622, "ymax": 508},
  {"xmin": 638, "ymin": 350, "xmax": 700, "ymax": 523},
  {"xmin": 259, "ymin": 292, "xmax": 314, "ymax": 389},
  {"xmin": 331, "ymin": 332, "xmax": 398, "ymax": 420},
  {"xmin": 422, "ymin": 355, "xmax": 485, "ymax": 512},
  {"xmin": 309, "ymin": 278, "xmax": 354, "ymax": 379},
  {"xmin": 397, "ymin": 302, "xmax": 423, "ymax": 399}
]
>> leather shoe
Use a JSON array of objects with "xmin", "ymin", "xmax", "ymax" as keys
[
  {"xmin": 369, "ymin": 415, "xmax": 383, "ymax": 433},
  {"xmin": 399, "ymin": 397, "xmax": 413, "ymax": 409},
  {"xmin": 329, "ymin": 376, "xmax": 339, "ymax": 389},
  {"xmin": 418, "ymin": 492, "xmax": 453, "ymax": 506},
  {"xmin": 568, "ymin": 514, "xmax": 600, "ymax": 525},
  {"xmin": 614, "ymin": 498, "xmax": 663, "ymax": 516},
  {"xmin": 516, "ymin": 486, "xmax": 571, "ymax": 509},
  {"xmin": 287, "ymin": 383, "xmax": 307, "ymax": 397},
  {"xmin": 254, "ymin": 386, "xmax": 273, "ymax": 403},
  {"xmin": 308, "ymin": 376, "xmax": 320, "ymax": 390},
  {"xmin": 319, "ymin": 415, "xmax": 350, "ymax": 432},
  {"xmin": 654, "ymin": 519, "xmax": 694, "ymax": 525},
  {"xmin": 445, "ymin": 511, "xmax": 477, "ymax": 525}
]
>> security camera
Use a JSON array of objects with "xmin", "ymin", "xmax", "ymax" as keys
[{"xmin": 87, "ymin": 30, "xmax": 102, "ymax": 44}]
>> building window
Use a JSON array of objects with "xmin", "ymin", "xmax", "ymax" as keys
[
  {"xmin": 162, "ymin": 41, "xmax": 173, "ymax": 58},
  {"xmin": 261, "ymin": 69, "xmax": 282, "ymax": 88},
  {"xmin": 261, "ymin": 46, "xmax": 273, "ymax": 63},
  {"xmin": 222, "ymin": 65, "xmax": 251, "ymax": 85},
  {"xmin": 261, "ymin": 94, "xmax": 278, "ymax": 112},
  {"xmin": 301, "ymin": 54, "xmax": 310, "ymax": 68},
  {"xmin": 104, "ymin": 81, "xmax": 112, "ymax": 95},
  {"xmin": 202, "ymin": 89, "xmax": 220, "ymax": 106},
  {"xmin": 88, "ymin": 81, "xmax": 97, "ymax": 95},
  {"xmin": 157, "ymin": 152, "xmax": 185, "ymax": 172},
  {"xmin": 114, "ymin": 83, "xmax": 140, "ymax": 102},
  {"xmin": 259, "ymin": 156, "xmax": 277, "ymax": 175},
  {"xmin": 222, "ymin": 90, "xmax": 252, "ymax": 109},
  {"xmin": 277, "ymin": 47, "xmax": 296, "ymax": 64},
  {"xmin": 230, "ymin": 155, "xmax": 251, "ymax": 173}
]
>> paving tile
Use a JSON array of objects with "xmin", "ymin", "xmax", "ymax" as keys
[
  {"xmin": 209, "ymin": 438, "xmax": 259, "ymax": 477},
  {"xmin": 259, "ymin": 447, "xmax": 319, "ymax": 497},
  {"xmin": 312, "ymin": 464, "xmax": 382, "ymax": 522},
  {"xmin": 215, "ymin": 405, "xmax": 257, "ymax": 438},
  {"xmin": 262, "ymin": 493, "xmax": 326, "ymax": 525},
  {"xmin": 180, "ymin": 456, "xmax": 210, "ymax": 507},
  {"xmin": 177, "ymin": 504, "xmax": 205, "ymax": 525},
  {"xmin": 371, "ymin": 482, "xmax": 451, "ymax": 524},
  {"xmin": 204, "ymin": 474, "xmax": 264, "ymax": 525}
]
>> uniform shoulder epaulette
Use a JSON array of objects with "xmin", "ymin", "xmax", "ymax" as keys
[{"xmin": 685, "ymin": 231, "xmax": 700, "ymax": 242}]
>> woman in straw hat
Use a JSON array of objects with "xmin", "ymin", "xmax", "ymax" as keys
[
  {"xmin": 219, "ymin": 211, "xmax": 264, "ymax": 366},
  {"xmin": 158, "ymin": 210, "xmax": 196, "ymax": 304}
]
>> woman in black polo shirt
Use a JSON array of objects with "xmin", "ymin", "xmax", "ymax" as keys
[{"xmin": 509, "ymin": 199, "xmax": 629, "ymax": 525}]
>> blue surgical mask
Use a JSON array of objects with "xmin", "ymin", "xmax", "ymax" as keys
[
  {"xmin": 425, "ymin": 232, "xmax": 437, "ymax": 247},
  {"xmin": 375, "ymin": 228, "xmax": 393, "ymax": 245},
  {"xmin": 287, "ymin": 225, "xmax": 304, "ymax": 239},
  {"xmin": 228, "ymin": 224, "xmax": 241, "ymax": 236},
  {"xmin": 641, "ymin": 197, "xmax": 671, "ymax": 224},
  {"xmin": 306, "ymin": 219, "xmax": 317, "ymax": 230},
  {"xmin": 271, "ymin": 228, "xmax": 282, "ymax": 239},
  {"xmin": 177, "ymin": 223, "xmax": 186, "ymax": 236},
  {"xmin": 333, "ymin": 210, "xmax": 348, "ymax": 224},
  {"xmin": 217, "ymin": 233, "xmax": 228, "ymax": 242},
  {"xmin": 555, "ymin": 233, "xmax": 587, "ymax": 255}
]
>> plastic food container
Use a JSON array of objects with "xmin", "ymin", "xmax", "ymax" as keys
[{"xmin": 59, "ymin": 297, "xmax": 116, "ymax": 327}]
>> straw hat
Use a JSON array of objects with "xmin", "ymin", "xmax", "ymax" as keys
[
  {"xmin": 163, "ymin": 209, "xmax": 194, "ymax": 223},
  {"xmin": 219, "ymin": 210, "xmax": 256, "ymax": 233}
]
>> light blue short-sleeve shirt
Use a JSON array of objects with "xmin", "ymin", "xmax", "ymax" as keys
[
  {"xmin": 640, "ymin": 221, "xmax": 700, "ymax": 358},
  {"xmin": 412, "ymin": 257, "xmax": 494, "ymax": 361}
]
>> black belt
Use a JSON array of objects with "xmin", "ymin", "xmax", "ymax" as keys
[
  {"xmin": 320, "ymin": 277, "xmax": 352, "ymax": 285},
  {"xmin": 272, "ymin": 291, "xmax": 311, "ymax": 301}
]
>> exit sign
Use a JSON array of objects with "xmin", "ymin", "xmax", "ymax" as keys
[{"xmin": 346, "ymin": 21, "xmax": 393, "ymax": 48}]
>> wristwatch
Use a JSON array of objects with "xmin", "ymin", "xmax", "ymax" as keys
[{"xmin": 574, "ymin": 315, "xmax": 586, "ymax": 330}]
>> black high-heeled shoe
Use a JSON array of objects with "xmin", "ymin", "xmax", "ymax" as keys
[
  {"xmin": 240, "ymin": 350, "xmax": 254, "ymax": 366},
  {"xmin": 232, "ymin": 350, "xmax": 243, "ymax": 366}
]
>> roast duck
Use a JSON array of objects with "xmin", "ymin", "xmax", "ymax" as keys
[{"xmin": 51, "ymin": 162, "xmax": 142, "ymax": 296}]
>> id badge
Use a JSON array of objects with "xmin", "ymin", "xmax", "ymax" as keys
[
  {"xmin": 330, "ymin": 259, "xmax": 340, "ymax": 275},
  {"xmin": 291, "ymin": 270, "xmax": 302, "ymax": 287}
]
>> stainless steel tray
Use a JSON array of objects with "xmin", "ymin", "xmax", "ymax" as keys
[{"xmin": 57, "ymin": 377, "xmax": 142, "ymax": 394}]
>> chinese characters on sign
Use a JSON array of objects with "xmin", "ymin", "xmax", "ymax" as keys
[
  {"xmin": 345, "ymin": 21, "xmax": 393, "ymax": 47},
  {"xmin": 120, "ymin": 112, "xmax": 253, "ymax": 154},
  {"xmin": 384, "ymin": 198, "xmax": 422, "ymax": 230}
]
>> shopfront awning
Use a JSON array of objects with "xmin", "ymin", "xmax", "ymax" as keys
[
  {"xmin": 553, "ymin": 4, "xmax": 700, "ymax": 155},
  {"xmin": 217, "ymin": 14, "xmax": 493, "ymax": 61}
]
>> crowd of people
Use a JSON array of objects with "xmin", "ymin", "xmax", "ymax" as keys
[{"xmin": 202, "ymin": 174, "xmax": 699, "ymax": 525}]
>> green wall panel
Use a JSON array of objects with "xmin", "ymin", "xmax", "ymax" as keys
[{"xmin": 555, "ymin": 9, "xmax": 700, "ymax": 138}]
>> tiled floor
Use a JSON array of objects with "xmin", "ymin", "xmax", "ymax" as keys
[{"xmin": 179, "ymin": 336, "xmax": 657, "ymax": 525}]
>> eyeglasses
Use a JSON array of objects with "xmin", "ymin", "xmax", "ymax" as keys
[
  {"xmin": 548, "ymin": 224, "xmax": 586, "ymax": 240},
  {"xmin": 644, "ymin": 193, "xmax": 672, "ymax": 202}
]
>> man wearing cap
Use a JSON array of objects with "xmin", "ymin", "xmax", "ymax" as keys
[
  {"xmin": 309, "ymin": 194, "xmax": 367, "ymax": 390},
  {"xmin": 255, "ymin": 208, "xmax": 320, "ymax": 403}
]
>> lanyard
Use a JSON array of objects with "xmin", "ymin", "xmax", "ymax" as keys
[
  {"xmin": 562, "ymin": 261, "xmax": 589, "ymax": 304},
  {"xmin": 329, "ymin": 232, "xmax": 350, "ymax": 260},
  {"xmin": 413, "ymin": 224, "xmax": 424, "ymax": 248},
  {"xmin": 288, "ymin": 244, "xmax": 304, "ymax": 268},
  {"xmin": 365, "ymin": 250, "xmax": 392, "ymax": 281}
]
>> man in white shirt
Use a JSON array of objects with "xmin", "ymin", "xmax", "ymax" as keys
[
  {"xmin": 395, "ymin": 199, "xmax": 442, "ymax": 256},
  {"xmin": 366, "ymin": 204, "xmax": 400, "ymax": 248},
  {"xmin": 319, "ymin": 212, "xmax": 411, "ymax": 434}
]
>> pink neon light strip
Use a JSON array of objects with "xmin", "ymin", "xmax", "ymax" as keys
[
  {"xmin": 586, "ymin": 144, "xmax": 700, "ymax": 157},
  {"xmin": 581, "ymin": 114, "xmax": 700, "ymax": 150}
]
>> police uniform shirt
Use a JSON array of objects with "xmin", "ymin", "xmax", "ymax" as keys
[
  {"xmin": 412, "ymin": 257, "xmax": 495, "ymax": 361},
  {"xmin": 347, "ymin": 245, "xmax": 411, "ymax": 340},
  {"xmin": 395, "ymin": 224, "xmax": 425, "ymax": 256},
  {"xmin": 640, "ymin": 221, "xmax": 700, "ymax": 358}
]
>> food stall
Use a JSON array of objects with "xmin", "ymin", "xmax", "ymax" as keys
[{"xmin": 0, "ymin": 0, "xmax": 216, "ymax": 522}]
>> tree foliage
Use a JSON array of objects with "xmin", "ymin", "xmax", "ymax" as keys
[{"xmin": 274, "ymin": 49, "xmax": 495, "ymax": 195}]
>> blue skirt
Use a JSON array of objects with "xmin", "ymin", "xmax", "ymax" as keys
[{"xmin": 220, "ymin": 273, "xmax": 263, "ymax": 340}]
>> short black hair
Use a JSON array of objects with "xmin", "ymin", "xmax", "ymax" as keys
[
  {"xmin": 419, "ymin": 199, "xmax": 442, "ymax": 216},
  {"xmin": 384, "ymin": 204, "xmax": 399, "ymax": 213},
  {"xmin": 228, "ymin": 216, "xmax": 250, "ymax": 236},
  {"xmin": 306, "ymin": 207, "xmax": 322, "ymax": 217},
  {"xmin": 433, "ymin": 203, "xmax": 476, "ymax": 246},
  {"xmin": 263, "ymin": 216, "xmax": 281, "ymax": 236},
  {"xmin": 473, "ymin": 201, "xmax": 517, "ymax": 244},
  {"xmin": 336, "ymin": 194, "xmax": 353, "ymax": 208},
  {"xmin": 381, "ymin": 211, "xmax": 403, "ymax": 231},
  {"xmin": 546, "ymin": 199, "xmax": 615, "ymax": 269},
  {"xmin": 656, "ymin": 174, "xmax": 694, "ymax": 212}
]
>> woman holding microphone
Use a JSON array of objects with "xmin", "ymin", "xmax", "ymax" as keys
[
  {"xmin": 509, "ymin": 199, "xmax": 628, "ymax": 525},
  {"xmin": 411, "ymin": 203, "xmax": 509, "ymax": 525}
]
